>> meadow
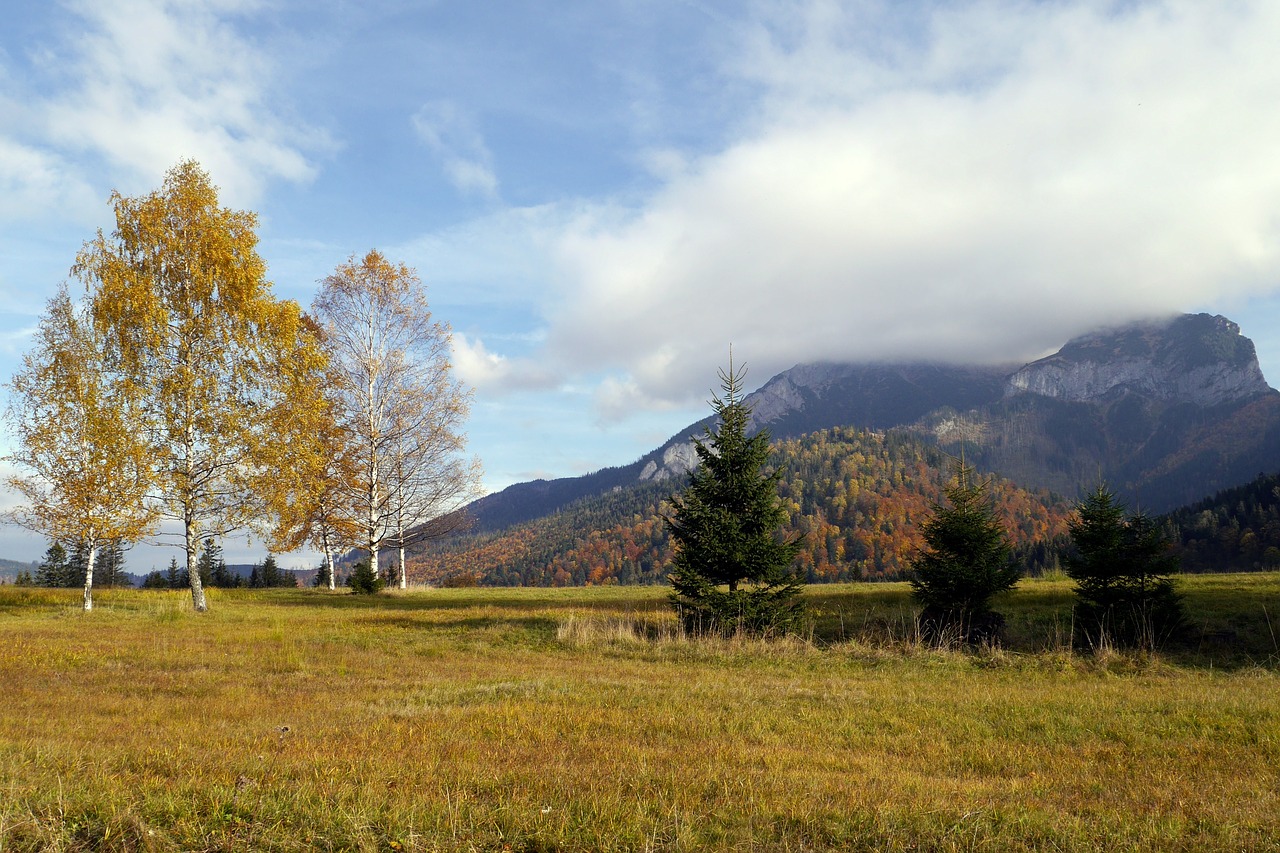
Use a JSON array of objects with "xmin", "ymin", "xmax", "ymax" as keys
[{"xmin": 1, "ymin": 575, "xmax": 1278, "ymax": 852}]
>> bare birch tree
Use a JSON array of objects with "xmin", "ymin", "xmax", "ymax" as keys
[
  {"xmin": 311, "ymin": 250, "xmax": 480, "ymax": 587},
  {"xmin": 4, "ymin": 286, "xmax": 157, "ymax": 611}
]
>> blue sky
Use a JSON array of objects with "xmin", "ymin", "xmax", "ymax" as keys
[{"xmin": 3, "ymin": 0, "xmax": 1280, "ymax": 570}]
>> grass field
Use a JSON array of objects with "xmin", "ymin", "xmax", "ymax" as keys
[{"xmin": 1, "ymin": 575, "xmax": 1278, "ymax": 852}]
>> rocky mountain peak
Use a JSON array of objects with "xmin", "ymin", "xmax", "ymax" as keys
[{"xmin": 1004, "ymin": 313, "xmax": 1271, "ymax": 406}]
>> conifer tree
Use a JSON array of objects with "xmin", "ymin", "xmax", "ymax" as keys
[
  {"xmin": 665, "ymin": 358, "xmax": 803, "ymax": 635},
  {"xmin": 66, "ymin": 540, "xmax": 92, "ymax": 589},
  {"xmin": 197, "ymin": 538, "xmax": 228, "ymax": 587},
  {"xmin": 141, "ymin": 570, "xmax": 168, "ymax": 589},
  {"xmin": 165, "ymin": 557, "xmax": 183, "ymax": 590},
  {"xmin": 36, "ymin": 542, "xmax": 71, "ymax": 588},
  {"xmin": 96, "ymin": 540, "xmax": 129, "ymax": 588},
  {"xmin": 256, "ymin": 554, "xmax": 290, "ymax": 588},
  {"xmin": 909, "ymin": 461, "xmax": 1019, "ymax": 644},
  {"xmin": 1065, "ymin": 485, "xmax": 1184, "ymax": 649}
]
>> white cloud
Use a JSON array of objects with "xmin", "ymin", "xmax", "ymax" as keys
[
  {"xmin": 544, "ymin": 0, "xmax": 1280, "ymax": 413},
  {"xmin": 3, "ymin": 0, "xmax": 324, "ymax": 213},
  {"xmin": 0, "ymin": 139, "xmax": 98, "ymax": 223},
  {"xmin": 452, "ymin": 333, "xmax": 558, "ymax": 394},
  {"xmin": 412, "ymin": 100, "xmax": 499, "ymax": 199}
]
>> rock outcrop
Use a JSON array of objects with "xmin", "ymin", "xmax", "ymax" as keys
[{"xmin": 1005, "ymin": 314, "xmax": 1270, "ymax": 406}]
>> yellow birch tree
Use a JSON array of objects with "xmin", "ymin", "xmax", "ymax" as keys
[
  {"xmin": 74, "ymin": 160, "xmax": 326, "ymax": 612},
  {"xmin": 4, "ymin": 286, "xmax": 157, "ymax": 611},
  {"xmin": 261, "ymin": 334, "xmax": 363, "ymax": 590}
]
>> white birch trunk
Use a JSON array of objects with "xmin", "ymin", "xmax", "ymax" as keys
[
  {"xmin": 81, "ymin": 543, "xmax": 97, "ymax": 612},
  {"xmin": 187, "ymin": 514, "xmax": 208, "ymax": 612}
]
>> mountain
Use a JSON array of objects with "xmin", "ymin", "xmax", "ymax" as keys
[{"xmin": 469, "ymin": 313, "xmax": 1278, "ymax": 532}]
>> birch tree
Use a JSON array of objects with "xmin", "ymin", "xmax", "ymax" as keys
[
  {"xmin": 75, "ymin": 160, "xmax": 326, "ymax": 612},
  {"xmin": 264, "ymin": 360, "xmax": 362, "ymax": 591},
  {"xmin": 4, "ymin": 286, "xmax": 157, "ymax": 611},
  {"xmin": 311, "ymin": 250, "xmax": 480, "ymax": 588}
]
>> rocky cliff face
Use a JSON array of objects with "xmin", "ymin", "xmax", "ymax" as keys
[
  {"xmin": 637, "ymin": 441, "xmax": 699, "ymax": 482},
  {"xmin": 1005, "ymin": 314, "xmax": 1271, "ymax": 406}
]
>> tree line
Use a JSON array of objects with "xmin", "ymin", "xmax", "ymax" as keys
[
  {"xmin": 1163, "ymin": 471, "xmax": 1280, "ymax": 571},
  {"xmin": 2, "ymin": 161, "xmax": 480, "ymax": 611}
]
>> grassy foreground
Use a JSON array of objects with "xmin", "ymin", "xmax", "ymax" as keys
[{"xmin": 1, "ymin": 576, "xmax": 1278, "ymax": 852}]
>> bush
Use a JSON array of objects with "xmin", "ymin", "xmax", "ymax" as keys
[{"xmin": 346, "ymin": 560, "xmax": 384, "ymax": 595}]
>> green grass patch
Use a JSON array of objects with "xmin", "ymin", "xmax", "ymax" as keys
[{"xmin": 0, "ymin": 575, "xmax": 1277, "ymax": 851}]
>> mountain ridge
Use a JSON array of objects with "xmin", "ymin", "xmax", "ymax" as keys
[{"xmin": 467, "ymin": 312, "xmax": 1278, "ymax": 531}]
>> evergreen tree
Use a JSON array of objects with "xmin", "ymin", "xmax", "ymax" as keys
[
  {"xmin": 198, "ymin": 538, "xmax": 235, "ymax": 587},
  {"xmin": 909, "ymin": 461, "xmax": 1020, "ymax": 644},
  {"xmin": 165, "ymin": 557, "xmax": 184, "ymax": 590},
  {"xmin": 95, "ymin": 540, "xmax": 129, "ymax": 588},
  {"xmin": 141, "ymin": 570, "xmax": 168, "ymax": 589},
  {"xmin": 35, "ymin": 542, "xmax": 71, "ymax": 588},
  {"xmin": 66, "ymin": 541, "xmax": 92, "ymax": 589},
  {"xmin": 665, "ymin": 359, "xmax": 803, "ymax": 636},
  {"xmin": 312, "ymin": 559, "xmax": 331, "ymax": 588},
  {"xmin": 210, "ymin": 556, "xmax": 237, "ymax": 588},
  {"xmin": 259, "ymin": 554, "xmax": 282, "ymax": 588},
  {"xmin": 346, "ymin": 559, "xmax": 383, "ymax": 594},
  {"xmin": 1065, "ymin": 485, "xmax": 1184, "ymax": 649},
  {"xmin": 15, "ymin": 570, "xmax": 34, "ymax": 586}
]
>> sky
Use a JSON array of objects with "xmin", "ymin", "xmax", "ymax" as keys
[{"xmin": 3, "ymin": 0, "xmax": 1280, "ymax": 571}]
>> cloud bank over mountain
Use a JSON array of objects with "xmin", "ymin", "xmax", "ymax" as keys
[{"xmin": 475, "ymin": 1, "xmax": 1280, "ymax": 419}]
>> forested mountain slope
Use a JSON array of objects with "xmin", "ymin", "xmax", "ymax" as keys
[
  {"xmin": 414, "ymin": 426, "xmax": 1072, "ymax": 586},
  {"xmin": 1164, "ymin": 471, "xmax": 1280, "ymax": 572}
]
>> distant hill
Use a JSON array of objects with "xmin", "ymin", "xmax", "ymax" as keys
[
  {"xmin": 424, "ymin": 313, "xmax": 1280, "ymax": 587},
  {"xmin": 0, "ymin": 558, "xmax": 38, "ymax": 584}
]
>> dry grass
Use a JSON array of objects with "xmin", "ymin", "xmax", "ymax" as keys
[{"xmin": 1, "ymin": 577, "xmax": 1278, "ymax": 851}]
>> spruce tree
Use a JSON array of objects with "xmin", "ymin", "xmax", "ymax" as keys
[
  {"xmin": 346, "ymin": 559, "xmax": 383, "ymax": 594},
  {"xmin": 141, "ymin": 570, "xmax": 168, "ymax": 589},
  {"xmin": 166, "ymin": 557, "xmax": 183, "ymax": 590},
  {"xmin": 67, "ymin": 540, "xmax": 92, "ymax": 589},
  {"xmin": 197, "ymin": 538, "xmax": 220, "ymax": 586},
  {"xmin": 1065, "ymin": 485, "xmax": 1184, "ymax": 649},
  {"xmin": 259, "ymin": 554, "xmax": 282, "ymax": 587},
  {"xmin": 35, "ymin": 542, "xmax": 70, "ymax": 588},
  {"xmin": 909, "ymin": 461, "xmax": 1019, "ymax": 644},
  {"xmin": 665, "ymin": 359, "xmax": 803, "ymax": 636},
  {"xmin": 96, "ymin": 540, "xmax": 129, "ymax": 588}
]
